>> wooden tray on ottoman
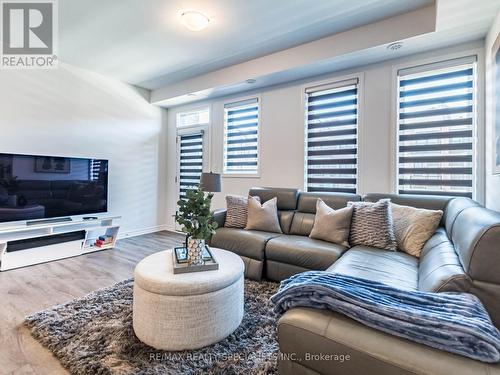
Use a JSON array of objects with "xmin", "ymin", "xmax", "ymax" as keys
[{"xmin": 172, "ymin": 246, "xmax": 219, "ymax": 274}]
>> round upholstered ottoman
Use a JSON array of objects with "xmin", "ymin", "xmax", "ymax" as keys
[{"xmin": 132, "ymin": 247, "xmax": 244, "ymax": 350}]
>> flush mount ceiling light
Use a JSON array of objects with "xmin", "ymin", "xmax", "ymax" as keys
[{"xmin": 181, "ymin": 10, "xmax": 210, "ymax": 31}]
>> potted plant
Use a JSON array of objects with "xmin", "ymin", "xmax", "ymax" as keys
[{"xmin": 175, "ymin": 186, "xmax": 218, "ymax": 265}]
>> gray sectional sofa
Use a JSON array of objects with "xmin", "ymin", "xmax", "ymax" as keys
[{"xmin": 210, "ymin": 187, "xmax": 500, "ymax": 375}]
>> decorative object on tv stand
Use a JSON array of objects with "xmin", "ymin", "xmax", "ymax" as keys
[{"xmin": 175, "ymin": 186, "xmax": 218, "ymax": 265}]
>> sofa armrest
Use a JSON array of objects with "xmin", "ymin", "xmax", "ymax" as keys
[
  {"xmin": 213, "ymin": 208, "xmax": 227, "ymax": 229},
  {"xmin": 418, "ymin": 228, "xmax": 471, "ymax": 293}
]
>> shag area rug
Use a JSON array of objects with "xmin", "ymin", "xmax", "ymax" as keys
[{"xmin": 25, "ymin": 279, "xmax": 279, "ymax": 375}]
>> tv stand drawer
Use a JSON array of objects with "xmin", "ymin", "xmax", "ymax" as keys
[
  {"xmin": 0, "ymin": 238, "xmax": 84, "ymax": 271},
  {"xmin": 6, "ymin": 231, "xmax": 86, "ymax": 252}
]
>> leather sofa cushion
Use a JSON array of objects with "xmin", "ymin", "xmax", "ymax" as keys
[
  {"xmin": 327, "ymin": 246, "xmax": 418, "ymax": 291},
  {"xmin": 297, "ymin": 192, "xmax": 361, "ymax": 213},
  {"xmin": 278, "ymin": 211, "xmax": 294, "ymax": 234},
  {"xmin": 210, "ymin": 227, "xmax": 281, "ymax": 261},
  {"xmin": 266, "ymin": 260, "xmax": 310, "ymax": 282},
  {"xmin": 248, "ymin": 187, "xmax": 299, "ymax": 210},
  {"xmin": 289, "ymin": 212, "xmax": 315, "ymax": 236},
  {"xmin": 451, "ymin": 206, "xmax": 500, "ymax": 284},
  {"xmin": 266, "ymin": 235, "xmax": 347, "ymax": 270},
  {"xmin": 277, "ymin": 308, "xmax": 500, "ymax": 375},
  {"xmin": 418, "ymin": 228, "xmax": 471, "ymax": 292}
]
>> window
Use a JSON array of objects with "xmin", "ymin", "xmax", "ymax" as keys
[
  {"xmin": 223, "ymin": 98, "xmax": 259, "ymax": 175},
  {"xmin": 305, "ymin": 78, "xmax": 359, "ymax": 193},
  {"xmin": 178, "ymin": 132, "xmax": 204, "ymax": 199},
  {"xmin": 175, "ymin": 107, "xmax": 209, "ymax": 200},
  {"xmin": 397, "ymin": 57, "xmax": 477, "ymax": 198},
  {"xmin": 176, "ymin": 108, "xmax": 209, "ymax": 128}
]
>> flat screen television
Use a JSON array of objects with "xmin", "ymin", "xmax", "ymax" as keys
[{"xmin": 0, "ymin": 153, "xmax": 108, "ymax": 223}]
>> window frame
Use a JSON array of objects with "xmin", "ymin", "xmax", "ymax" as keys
[
  {"xmin": 391, "ymin": 50, "xmax": 485, "ymax": 202},
  {"xmin": 176, "ymin": 106, "xmax": 210, "ymax": 129},
  {"xmin": 302, "ymin": 73, "xmax": 364, "ymax": 194},
  {"xmin": 221, "ymin": 94, "xmax": 261, "ymax": 178}
]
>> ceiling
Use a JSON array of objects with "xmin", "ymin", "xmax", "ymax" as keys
[{"xmin": 59, "ymin": 0, "xmax": 433, "ymax": 89}]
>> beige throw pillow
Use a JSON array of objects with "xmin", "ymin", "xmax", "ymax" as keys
[
  {"xmin": 309, "ymin": 199, "xmax": 353, "ymax": 247},
  {"xmin": 245, "ymin": 196, "xmax": 282, "ymax": 233},
  {"xmin": 391, "ymin": 203, "xmax": 443, "ymax": 258}
]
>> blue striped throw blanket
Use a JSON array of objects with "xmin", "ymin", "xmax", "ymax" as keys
[{"xmin": 270, "ymin": 271, "xmax": 500, "ymax": 363}]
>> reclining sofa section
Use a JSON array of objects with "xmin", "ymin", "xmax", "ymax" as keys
[
  {"xmin": 211, "ymin": 187, "xmax": 500, "ymax": 374},
  {"xmin": 211, "ymin": 187, "xmax": 361, "ymax": 281}
]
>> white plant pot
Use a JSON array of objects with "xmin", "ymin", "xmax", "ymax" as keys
[{"xmin": 187, "ymin": 237, "xmax": 205, "ymax": 265}]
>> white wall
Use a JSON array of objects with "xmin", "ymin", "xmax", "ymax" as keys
[
  {"xmin": 0, "ymin": 63, "xmax": 168, "ymax": 236},
  {"xmin": 165, "ymin": 40, "xmax": 486, "ymax": 229},
  {"xmin": 485, "ymin": 10, "xmax": 500, "ymax": 211}
]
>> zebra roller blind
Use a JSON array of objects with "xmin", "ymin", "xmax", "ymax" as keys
[
  {"xmin": 305, "ymin": 79, "xmax": 359, "ymax": 193},
  {"xmin": 397, "ymin": 57, "xmax": 476, "ymax": 198},
  {"xmin": 223, "ymin": 98, "xmax": 259, "ymax": 175},
  {"xmin": 178, "ymin": 132, "xmax": 204, "ymax": 199}
]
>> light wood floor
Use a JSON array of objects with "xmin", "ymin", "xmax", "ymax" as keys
[{"xmin": 0, "ymin": 230, "xmax": 185, "ymax": 375}]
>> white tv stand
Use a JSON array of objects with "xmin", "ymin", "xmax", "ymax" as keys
[{"xmin": 0, "ymin": 216, "xmax": 120, "ymax": 271}]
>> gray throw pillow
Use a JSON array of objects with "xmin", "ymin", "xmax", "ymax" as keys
[
  {"xmin": 245, "ymin": 196, "xmax": 282, "ymax": 233},
  {"xmin": 348, "ymin": 199, "xmax": 397, "ymax": 251},
  {"xmin": 309, "ymin": 199, "xmax": 353, "ymax": 247},
  {"xmin": 225, "ymin": 195, "xmax": 260, "ymax": 228},
  {"xmin": 391, "ymin": 203, "xmax": 443, "ymax": 258}
]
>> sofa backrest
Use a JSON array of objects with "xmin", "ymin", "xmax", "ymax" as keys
[
  {"xmin": 290, "ymin": 192, "xmax": 361, "ymax": 236},
  {"xmin": 248, "ymin": 187, "xmax": 299, "ymax": 234},
  {"xmin": 363, "ymin": 193, "xmax": 453, "ymax": 227}
]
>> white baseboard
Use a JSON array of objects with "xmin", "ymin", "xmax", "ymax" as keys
[{"xmin": 118, "ymin": 225, "xmax": 169, "ymax": 239}]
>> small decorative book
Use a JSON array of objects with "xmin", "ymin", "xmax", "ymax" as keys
[{"xmin": 172, "ymin": 246, "xmax": 219, "ymax": 274}]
